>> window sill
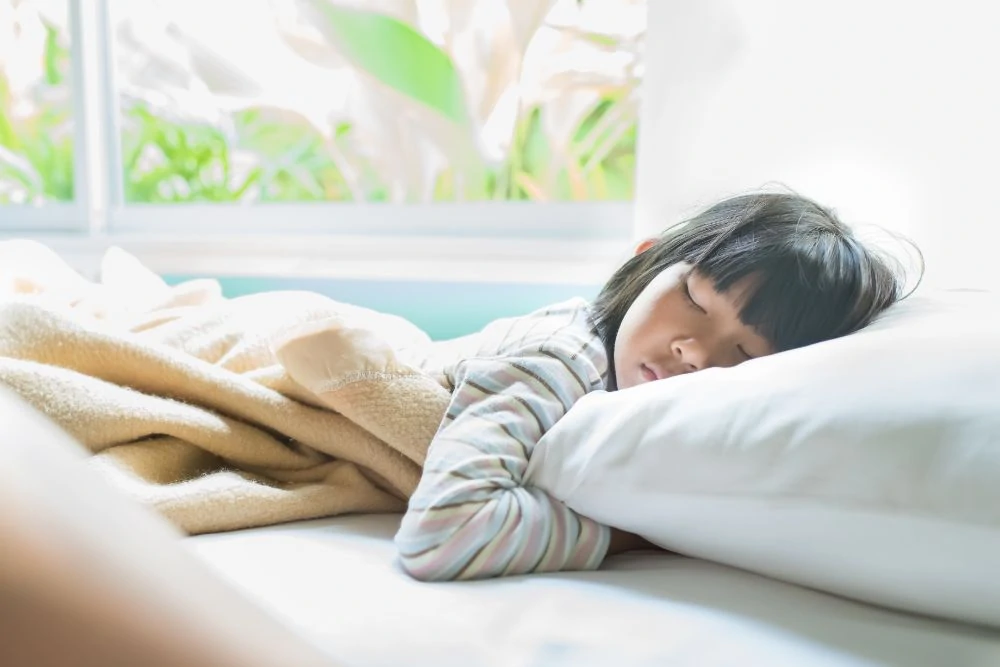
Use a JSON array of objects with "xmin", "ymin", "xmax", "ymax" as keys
[{"xmin": 4, "ymin": 232, "xmax": 631, "ymax": 285}]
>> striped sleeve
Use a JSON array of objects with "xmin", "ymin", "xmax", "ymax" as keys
[{"xmin": 394, "ymin": 329, "xmax": 611, "ymax": 581}]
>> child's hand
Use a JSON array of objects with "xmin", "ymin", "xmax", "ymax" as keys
[{"xmin": 607, "ymin": 528, "xmax": 659, "ymax": 556}]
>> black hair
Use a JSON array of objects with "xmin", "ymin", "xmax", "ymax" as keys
[{"xmin": 591, "ymin": 191, "xmax": 921, "ymax": 389}]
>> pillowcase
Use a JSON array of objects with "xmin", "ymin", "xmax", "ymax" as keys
[{"xmin": 525, "ymin": 290, "xmax": 1000, "ymax": 628}]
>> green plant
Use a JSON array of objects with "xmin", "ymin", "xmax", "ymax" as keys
[
  {"xmin": 0, "ymin": 20, "xmax": 73, "ymax": 204},
  {"xmin": 122, "ymin": 104, "xmax": 263, "ymax": 203},
  {"xmin": 3, "ymin": 1, "xmax": 643, "ymax": 207},
  {"xmin": 289, "ymin": 0, "xmax": 641, "ymax": 203},
  {"xmin": 233, "ymin": 108, "xmax": 356, "ymax": 202}
]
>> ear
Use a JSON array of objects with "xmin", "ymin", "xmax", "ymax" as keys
[{"xmin": 633, "ymin": 238, "xmax": 657, "ymax": 256}]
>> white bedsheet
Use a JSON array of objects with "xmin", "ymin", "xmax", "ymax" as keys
[{"xmin": 186, "ymin": 515, "xmax": 1000, "ymax": 667}]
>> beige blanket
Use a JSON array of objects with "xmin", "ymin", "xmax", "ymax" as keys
[{"xmin": 0, "ymin": 240, "xmax": 452, "ymax": 534}]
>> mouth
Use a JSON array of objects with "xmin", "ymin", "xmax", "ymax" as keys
[{"xmin": 640, "ymin": 364, "xmax": 659, "ymax": 382}]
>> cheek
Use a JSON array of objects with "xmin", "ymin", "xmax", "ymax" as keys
[
  {"xmin": 616, "ymin": 294, "xmax": 675, "ymax": 357},
  {"xmin": 613, "ymin": 313, "xmax": 637, "ymax": 366},
  {"xmin": 613, "ymin": 308, "xmax": 651, "ymax": 379},
  {"xmin": 616, "ymin": 292, "xmax": 655, "ymax": 343},
  {"xmin": 612, "ymin": 266, "xmax": 689, "ymax": 367}
]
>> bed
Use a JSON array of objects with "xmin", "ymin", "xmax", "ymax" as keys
[
  {"xmin": 4, "ymin": 371, "xmax": 998, "ymax": 667},
  {"xmin": 2, "ymin": 245, "xmax": 999, "ymax": 666},
  {"xmin": 187, "ymin": 514, "xmax": 1000, "ymax": 667}
]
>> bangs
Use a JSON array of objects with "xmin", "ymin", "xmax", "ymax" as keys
[{"xmin": 694, "ymin": 235, "xmax": 881, "ymax": 352}]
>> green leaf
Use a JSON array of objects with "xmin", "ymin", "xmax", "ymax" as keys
[
  {"xmin": 304, "ymin": 1, "xmax": 469, "ymax": 124},
  {"xmin": 0, "ymin": 107, "xmax": 17, "ymax": 151},
  {"xmin": 43, "ymin": 23, "xmax": 64, "ymax": 85},
  {"xmin": 232, "ymin": 166, "xmax": 264, "ymax": 199},
  {"xmin": 0, "ymin": 75, "xmax": 17, "ymax": 150},
  {"xmin": 235, "ymin": 106, "xmax": 323, "ymax": 161},
  {"xmin": 0, "ymin": 144, "xmax": 43, "ymax": 192},
  {"xmin": 519, "ymin": 107, "xmax": 549, "ymax": 177}
]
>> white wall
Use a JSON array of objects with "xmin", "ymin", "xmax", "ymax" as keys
[{"xmin": 636, "ymin": 0, "xmax": 1000, "ymax": 289}]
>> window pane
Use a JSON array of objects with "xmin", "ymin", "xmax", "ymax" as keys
[
  {"xmin": 0, "ymin": 0, "xmax": 73, "ymax": 205},
  {"xmin": 112, "ymin": 0, "xmax": 644, "ymax": 204}
]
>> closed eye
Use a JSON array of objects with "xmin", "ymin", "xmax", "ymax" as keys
[
  {"xmin": 737, "ymin": 345, "xmax": 754, "ymax": 361},
  {"xmin": 681, "ymin": 276, "xmax": 706, "ymax": 313}
]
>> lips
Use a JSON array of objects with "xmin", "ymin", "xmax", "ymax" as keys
[{"xmin": 641, "ymin": 363, "xmax": 679, "ymax": 383}]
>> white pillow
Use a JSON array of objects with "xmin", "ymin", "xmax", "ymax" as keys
[{"xmin": 525, "ymin": 290, "xmax": 1000, "ymax": 628}]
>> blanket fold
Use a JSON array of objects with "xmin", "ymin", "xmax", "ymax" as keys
[{"xmin": 0, "ymin": 240, "xmax": 452, "ymax": 534}]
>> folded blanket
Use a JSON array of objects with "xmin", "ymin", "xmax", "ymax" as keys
[{"xmin": 0, "ymin": 240, "xmax": 451, "ymax": 534}]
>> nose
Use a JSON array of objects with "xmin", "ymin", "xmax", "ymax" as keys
[{"xmin": 671, "ymin": 338, "xmax": 708, "ymax": 373}]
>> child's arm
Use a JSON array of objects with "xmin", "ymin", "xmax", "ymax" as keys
[
  {"xmin": 394, "ymin": 340, "xmax": 612, "ymax": 581},
  {"xmin": 608, "ymin": 528, "xmax": 658, "ymax": 555}
]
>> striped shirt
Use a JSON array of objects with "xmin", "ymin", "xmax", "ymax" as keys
[{"xmin": 394, "ymin": 298, "xmax": 612, "ymax": 581}]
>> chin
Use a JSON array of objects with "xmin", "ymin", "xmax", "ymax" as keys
[{"xmin": 614, "ymin": 373, "xmax": 638, "ymax": 391}]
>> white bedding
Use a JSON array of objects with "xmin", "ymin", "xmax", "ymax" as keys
[
  {"xmin": 525, "ymin": 291, "xmax": 1000, "ymax": 629},
  {"xmin": 186, "ymin": 515, "xmax": 1000, "ymax": 667}
]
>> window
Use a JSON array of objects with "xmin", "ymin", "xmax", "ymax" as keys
[
  {"xmin": 0, "ymin": 0, "xmax": 83, "ymax": 228},
  {"xmin": 2, "ymin": 0, "xmax": 645, "ymax": 242}
]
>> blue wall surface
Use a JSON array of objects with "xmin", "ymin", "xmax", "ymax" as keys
[{"xmin": 163, "ymin": 275, "xmax": 602, "ymax": 340}]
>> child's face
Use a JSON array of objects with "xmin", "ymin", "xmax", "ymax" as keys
[{"xmin": 613, "ymin": 261, "xmax": 774, "ymax": 390}]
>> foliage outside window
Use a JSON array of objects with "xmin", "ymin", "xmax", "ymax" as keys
[
  {"xmin": 0, "ymin": 0, "xmax": 73, "ymax": 205},
  {"xmin": 114, "ymin": 0, "xmax": 645, "ymax": 204},
  {"xmin": 0, "ymin": 0, "xmax": 644, "ymax": 210}
]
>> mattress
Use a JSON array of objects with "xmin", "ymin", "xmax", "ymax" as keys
[{"xmin": 186, "ymin": 514, "xmax": 1000, "ymax": 667}]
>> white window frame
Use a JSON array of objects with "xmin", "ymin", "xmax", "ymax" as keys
[{"xmin": 2, "ymin": 0, "xmax": 637, "ymax": 281}]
